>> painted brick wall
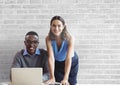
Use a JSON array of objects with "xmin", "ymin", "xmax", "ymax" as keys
[{"xmin": 0, "ymin": 0, "xmax": 120, "ymax": 85}]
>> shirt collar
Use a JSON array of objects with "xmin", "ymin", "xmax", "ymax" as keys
[{"xmin": 23, "ymin": 48, "xmax": 40, "ymax": 56}]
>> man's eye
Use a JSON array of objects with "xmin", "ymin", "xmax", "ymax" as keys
[
  {"xmin": 33, "ymin": 41, "xmax": 38, "ymax": 44},
  {"xmin": 27, "ymin": 40, "xmax": 31, "ymax": 43},
  {"xmin": 26, "ymin": 40, "xmax": 38, "ymax": 44}
]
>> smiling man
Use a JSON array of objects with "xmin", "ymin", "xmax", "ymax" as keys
[{"xmin": 11, "ymin": 31, "xmax": 49, "ymax": 82}]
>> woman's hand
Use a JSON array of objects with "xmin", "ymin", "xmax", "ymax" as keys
[
  {"xmin": 44, "ymin": 78, "xmax": 55, "ymax": 84},
  {"xmin": 61, "ymin": 79, "xmax": 70, "ymax": 85}
]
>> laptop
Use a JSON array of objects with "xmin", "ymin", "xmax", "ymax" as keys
[{"xmin": 11, "ymin": 68, "xmax": 43, "ymax": 85}]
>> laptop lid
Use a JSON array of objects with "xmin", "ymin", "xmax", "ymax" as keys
[{"xmin": 11, "ymin": 68, "xmax": 43, "ymax": 85}]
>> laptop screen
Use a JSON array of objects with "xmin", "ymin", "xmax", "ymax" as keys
[{"xmin": 11, "ymin": 68, "xmax": 43, "ymax": 85}]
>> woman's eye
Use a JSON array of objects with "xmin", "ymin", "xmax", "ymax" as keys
[{"xmin": 58, "ymin": 25, "xmax": 61, "ymax": 28}]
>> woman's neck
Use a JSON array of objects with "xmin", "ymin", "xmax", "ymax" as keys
[
  {"xmin": 56, "ymin": 37, "xmax": 62, "ymax": 51},
  {"xmin": 55, "ymin": 36, "xmax": 61, "ymax": 41}
]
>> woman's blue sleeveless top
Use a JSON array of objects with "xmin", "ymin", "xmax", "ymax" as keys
[{"xmin": 51, "ymin": 40, "xmax": 68, "ymax": 61}]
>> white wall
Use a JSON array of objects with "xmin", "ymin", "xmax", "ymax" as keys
[{"xmin": 0, "ymin": 0, "xmax": 120, "ymax": 84}]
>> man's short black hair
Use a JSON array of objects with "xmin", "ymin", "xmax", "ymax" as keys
[
  {"xmin": 25, "ymin": 31, "xmax": 39, "ymax": 37},
  {"xmin": 25, "ymin": 31, "xmax": 39, "ymax": 40}
]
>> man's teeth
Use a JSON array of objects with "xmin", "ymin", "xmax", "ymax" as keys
[{"xmin": 30, "ymin": 47, "xmax": 34, "ymax": 49}]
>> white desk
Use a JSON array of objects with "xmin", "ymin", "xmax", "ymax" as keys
[
  {"xmin": 0, "ymin": 82, "xmax": 10, "ymax": 85},
  {"xmin": 0, "ymin": 82, "xmax": 61, "ymax": 85}
]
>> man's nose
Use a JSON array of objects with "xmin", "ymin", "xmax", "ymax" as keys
[{"xmin": 30, "ymin": 42, "xmax": 34, "ymax": 46}]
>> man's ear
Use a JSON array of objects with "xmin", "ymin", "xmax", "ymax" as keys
[{"xmin": 24, "ymin": 41, "xmax": 26, "ymax": 45}]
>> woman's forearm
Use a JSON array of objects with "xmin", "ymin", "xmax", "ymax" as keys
[
  {"xmin": 64, "ymin": 57, "xmax": 72, "ymax": 80},
  {"xmin": 48, "ymin": 56, "xmax": 55, "ymax": 79}
]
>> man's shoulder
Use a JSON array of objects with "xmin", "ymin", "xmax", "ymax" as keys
[
  {"xmin": 15, "ymin": 49, "xmax": 24, "ymax": 57},
  {"xmin": 39, "ymin": 48, "xmax": 47, "ymax": 53},
  {"xmin": 39, "ymin": 48, "xmax": 48, "ymax": 57}
]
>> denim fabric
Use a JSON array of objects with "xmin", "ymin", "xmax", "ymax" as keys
[{"xmin": 55, "ymin": 52, "xmax": 79, "ymax": 85}]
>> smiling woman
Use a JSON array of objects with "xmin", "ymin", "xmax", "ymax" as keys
[{"xmin": 45, "ymin": 16, "xmax": 79, "ymax": 85}]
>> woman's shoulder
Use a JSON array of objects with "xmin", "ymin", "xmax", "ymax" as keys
[
  {"xmin": 46, "ymin": 35, "xmax": 53, "ymax": 46},
  {"xmin": 45, "ymin": 35, "xmax": 49, "ymax": 40},
  {"xmin": 68, "ymin": 35, "xmax": 75, "ymax": 44},
  {"xmin": 45, "ymin": 35, "xmax": 51, "ymax": 42}
]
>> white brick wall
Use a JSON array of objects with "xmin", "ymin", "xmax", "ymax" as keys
[{"xmin": 0, "ymin": 0, "xmax": 120, "ymax": 84}]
